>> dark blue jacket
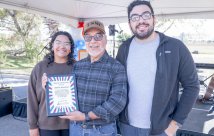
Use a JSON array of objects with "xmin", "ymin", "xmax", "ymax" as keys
[{"xmin": 116, "ymin": 31, "xmax": 200, "ymax": 135}]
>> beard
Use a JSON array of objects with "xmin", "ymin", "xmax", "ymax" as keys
[
  {"xmin": 86, "ymin": 46, "xmax": 105, "ymax": 59},
  {"xmin": 131, "ymin": 22, "xmax": 154, "ymax": 40}
]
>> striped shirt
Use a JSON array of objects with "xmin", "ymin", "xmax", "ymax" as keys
[{"xmin": 73, "ymin": 51, "xmax": 127, "ymax": 125}]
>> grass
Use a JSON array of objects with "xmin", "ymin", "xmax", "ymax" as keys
[
  {"xmin": 1, "ymin": 56, "xmax": 36, "ymax": 68},
  {"xmin": 1, "ymin": 43, "xmax": 214, "ymax": 74},
  {"xmin": 0, "ymin": 56, "xmax": 37, "ymax": 75}
]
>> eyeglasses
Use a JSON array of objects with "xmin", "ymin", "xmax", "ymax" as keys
[
  {"xmin": 129, "ymin": 11, "xmax": 153, "ymax": 22},
  {"xmin": 84, "ymin": 33, "xmax": 104, "ymax": 42},
  {"xmin": 54, "ymin": 40, "xmax": 71, "ymax": 47}
]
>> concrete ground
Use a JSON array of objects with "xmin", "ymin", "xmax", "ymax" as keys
[
  {"xmin": 0, "ymin": 70, "xmax": 213, "ymax": 136},
  {"xmin": 0, "ymin": 71, "xmax": 29, "ymax": 136},
  {"xmin": 0, "ymin": 100, "xmax": 213, "ymax": 136},
  {"xmin": 181, "ymin": 100, "xmax": 214, "ymax": 135},
  {"xmin": 0, "ymin": 115, "xmax": 29, "ymax": 136}
]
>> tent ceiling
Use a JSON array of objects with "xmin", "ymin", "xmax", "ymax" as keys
[{"xmin": 0, "ymin": 0, "xmax": 214, "ymax": 26}]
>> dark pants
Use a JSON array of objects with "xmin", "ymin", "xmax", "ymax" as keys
[
  {"xmin": 39, "ymin": 129, "xmax": 69, "ymax": 136},
  {"xmin": 118, "ymin": 122, "xmax": 167, "ymax": 136}
]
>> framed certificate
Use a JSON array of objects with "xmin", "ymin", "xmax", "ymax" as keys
[{"xmin": 45, "ymin": 74, "xmax": 78, "ymax": 116}]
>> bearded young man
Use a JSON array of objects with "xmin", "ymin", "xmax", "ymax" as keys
[{"xmin": 116, "ymin": 1, "xmax": 199, "ymax": 136}]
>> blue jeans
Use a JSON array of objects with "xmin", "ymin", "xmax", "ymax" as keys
[
  {"xmin": 119, "ymin": 122, "xmax": 167, "ymax": 136},
  {"xmin": 69, "ymin": 122, "xmax": 117, "ymax": 136}
]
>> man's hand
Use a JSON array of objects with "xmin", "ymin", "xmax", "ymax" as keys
[
  {"xmin": 29, "ymin": 128, "xmax": 39, "ymax": 136},
  {"xmin": 41, "ymin": 73, "xmax": 47, "ymax": 90},
  {"xmin": 164, "ymin": 120, "xmax": 180, "ymax": 136},
  {"xmin": 59, "ymin": 111, "xmax": 85, "ymax": 121}
]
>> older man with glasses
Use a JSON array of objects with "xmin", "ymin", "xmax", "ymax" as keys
[{"xmin": 60, "ymin": 20, "xmax": 127, "ymax": 136}]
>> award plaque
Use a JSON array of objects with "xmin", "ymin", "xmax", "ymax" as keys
[{"xmin": 45, "ymin": 74, "xmax": 78, "ymax": 116}]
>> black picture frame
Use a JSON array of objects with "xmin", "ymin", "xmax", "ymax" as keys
[{"xmin": 45, "ymin": 74, "xmax": 78, "ymax": 116}]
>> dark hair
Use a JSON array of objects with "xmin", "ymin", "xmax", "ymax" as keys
[
  {"xmin": 128, "ymin": 0, "xmax": 154, "ymax": 19},
  {"xmin": 45, "ymin": 31, "xmax": 75, "ymax": 65}
]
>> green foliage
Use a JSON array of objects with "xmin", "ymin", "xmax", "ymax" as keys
[
  {"xmin": 24, "ymin": 38, "xmax": 44, "ymax": 63},
  {"xmin": 0, "ymin": 56, "xmax": 34, "ymax": 69},
  {"xmin": 0, "ymin": 9, "xmax": 42, "ymax": 39},
  {"xmin": 0, "ymin": 9, "xmax": 7, "ymax": 19},
  {"xmin": 116, "ymin": 33, "xmax": 131, "ymax": 47},
  {"xmin": 0, "ymin": 8, "xmax": 45, "ymax": 66},
  {"xmin": 0, "ymin": 51, "xmax": 7, "ymax": 67}
]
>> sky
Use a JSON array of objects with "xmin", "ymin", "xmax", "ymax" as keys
[{"xmin": 116, "ymin": 19, "xmax": 214, "ymax": 41}]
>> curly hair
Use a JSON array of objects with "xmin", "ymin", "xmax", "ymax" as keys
[{"xmin": 45, "ymin": 31, "xmax": 75, "ymax": 66}]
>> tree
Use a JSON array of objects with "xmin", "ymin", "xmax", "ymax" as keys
[
  {"xmin": 116, "ymin": 32, "xmax": 131, "ymax": 47},
  {"xmin": 155, "ymin": 18, "xmax": 175, "ymax": 33},
  {"xmin": 0, "ymin": 8, "xmax": 44, "ymax": 62},
  {"xmin": 43, "ymin": 17, "xmax": 59, "ymax": 36}
]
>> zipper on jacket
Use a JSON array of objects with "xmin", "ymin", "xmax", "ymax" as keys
[
  {"xmin": 156, "ymin": 44, "xmax": 164, "ymax": 75},
  {"xmin": 150, "ymin": 33, "xmax": 165, "ymax": 134}
]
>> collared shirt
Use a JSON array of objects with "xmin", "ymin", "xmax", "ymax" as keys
[{"xmin": 73, "ymin": 51, "xmax": 127, "ymax": 125}]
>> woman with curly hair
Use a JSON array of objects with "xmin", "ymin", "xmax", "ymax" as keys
[{"xmin": 27, "ymin": 31, "xmax": 75, "ymax": 136}]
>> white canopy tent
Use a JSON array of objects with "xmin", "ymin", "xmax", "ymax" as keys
[{"xmin": 0, "ymin": 0, "xmax": 214, "ymax": 27}]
